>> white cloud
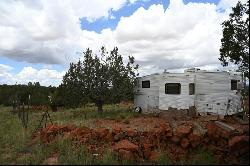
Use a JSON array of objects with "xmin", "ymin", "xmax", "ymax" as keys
[
  {"xmin": 0, "ymin": 64, "xmax": 65, "ymax": 86},
  {"xmin": 0, "ymin": 0, "xmax": 137, "ymax": 64},
  {"xmin": 0, "ymin": 0, "xmax": 247, "ymax": 85},
  {"xmin": 114, "ymin": 1, "xmax": 227, "ymax": 73}
]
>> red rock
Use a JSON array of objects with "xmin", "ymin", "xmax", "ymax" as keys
[
  {"xmin": 166, "ymin": 131, "xmax": 173, "ymax": 137},
  {"xmin": 142, "ymin": 143, "xmax": 154, "ymax": 159},
  {"xmin": 159, "ymin": 122, "xmax": 166, "ymax": 128},
  {"xmin": 228, "ymin": 135, "xmax": 249, "ymax": 152},
  {"xmin": 61, "ymin": 124, "xmax": 77, "ymax": 132},
  {"xmin": 154, "ymin": 127, "xmax": 164, "ymax": 135},
  {"xmin": 105, "ymin": 132, "xmax": 114, "ymax": 141},
  {"xmin": 112, "ymin": 126, "xmax": 121, "ymax": 134},
  {"xmin": 124, "ymin": 128, "xmax": 136, "ymax": 137},
  {"xmin": 176, "ymin": 125, "xmax": 192, "ymax": 137},
  {"xmin": 73, "ymin": 126, "xmax": 91, "ymax": 136},
  {"xmin": 143, "ymin": 143, "xmax": 153, "ymax": 149},
  {"xmin": 95, "ymin": 128, "xmax": 109, "ymax": 138},
  {"xmin": 47, "ymin": 125, "xmax": 60, "ymax": 133},
  {"xmin": 112, "ymin": 140, "xmax": 139, "ymax": 152},
  {"xmin": 149, "ymin": 151, "xmax": 160, "ymax": 162},
  {"xmin": 207, "ymin": 122, "xmax": 217, "ymax": 137},
  {"xmin": 180, "ymin": 138, "xmax": 189, "ymax": 149},
  {"xmin": 207, "ymin": 122, "xmax": 216, "ymax": 132},
  {"xmin": 207, "ymin": 122, "xmax": 223, "ymax": 141},
  {"xmin": 188, "ymin": 133, "xmax": 201, "ymax": 148},
  {"xmin": 159, "ymin": 122, "xmax": 171, "ymax": 132},
  {"xmin": 171, "ymin": 135, "xmax": 180, "ymax": 143}
]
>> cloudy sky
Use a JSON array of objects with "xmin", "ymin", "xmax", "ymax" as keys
[{"xmin": 0, "ymin": 0, "xmax": 247, "ymax": 86}]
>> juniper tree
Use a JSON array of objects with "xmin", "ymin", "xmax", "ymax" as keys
[
  {"xmin": 219, "ymin": 0, "xmax": 249, "ymax": 78},
  {"xmin": 61, "ymin": 46, "xmax": 139, "ymax": 112}
]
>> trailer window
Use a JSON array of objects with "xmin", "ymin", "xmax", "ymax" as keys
[
  {"xmin": 165, "ymin": 83, "xmax": 181, "ymax": 94},
  {"xmin": 189, "ymin": 83, "xmax": 195, "ymax": 95},
  {"xmin": 142, "ymin": 80, "xmax": 150, "ymax": 88},
  {"xmin": 231, "ymin": 80, "xmax": 237, "ymax": 90}
]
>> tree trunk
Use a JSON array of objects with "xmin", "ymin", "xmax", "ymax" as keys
[{"xmin": 97, "ymin": 100, "xmax": 103, "ymax": 113}]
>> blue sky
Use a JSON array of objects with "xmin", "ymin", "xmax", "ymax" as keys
[{"xmin": 0, "ymin": 0, "xmax": 246, "ymax": 86}]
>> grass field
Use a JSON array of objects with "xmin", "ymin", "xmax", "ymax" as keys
[{"xmin": 0, "ymin": 104, "xmax": 218, "ymax": 165}]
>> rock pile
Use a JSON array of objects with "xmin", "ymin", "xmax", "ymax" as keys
[{"xmin": 34, "ymin": 120, "xmax": 249, "ymax": 164}]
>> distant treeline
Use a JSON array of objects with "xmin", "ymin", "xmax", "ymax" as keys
[
  {"xmin": 0, "ymin": 81, "xmax": 134, "ymax": 107},
  {"xmin": 0, "ymin": 82, "xmax": 59, "ymax": 106}
]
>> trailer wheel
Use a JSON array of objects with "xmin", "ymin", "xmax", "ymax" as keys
[{"xmin": 134, "ymin": 107, "xmax": 142, "ymax": 113}]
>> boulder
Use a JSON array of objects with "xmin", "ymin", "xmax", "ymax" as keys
[
  {"xmin": 180, "ymin": 138, "xmax": 189, "ymax": 149},
  {"xmin": 95, "ymin": 128, "xmax": 109, "ymax": 138},
  {"xmin": 171, "ymin": 135, "xmax": 180, "ymax": 144},
  {"xmin": 142, "ymin": 143, "xmax": 154, "ymax": 159},
  {"xmin": 207, "ymin": 122, "xmax": 220, "ymax": 140},
  {"xmin": 166, "ymin": 131, "xmax": 173, "ymax": 137},
  {"xmin": 188, "ymin": 133, "xmax": 201, "ymax": 148},
  {"xmin": 124, "ymin": 128, "xmax": 137, "ymax": 137},
  {"xmin": 112, "ymin": 126, "xmax": 121, "ymax": 134},
  {"xmin": 112, "ymin": 139, "xmax": 139, "ymax": 152},
  {"xmin": 143, "ymin": 143, "xmax": 154, "ymax": 150},
  {"xmin": 154, "ymin": 127, "xmax": 165, "ymax": 136},
  {"xmin": 176, "ymin": 125, "xmax": 192, "ymax": 137},
  {"xmin": 104, "ymin": 132, "xmax": 114, "ymax": 142},
  {"xmin": 159, "ymin": 122, "xmax": 171, "ymax": 132},
  {"xmin": 228, "ymin": 135, "xmax": 249, "ymax": 154}
]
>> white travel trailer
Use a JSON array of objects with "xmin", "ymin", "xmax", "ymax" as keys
[{"xmin": 134, "ymin": 68, "xmax": 243, "ymax": 116}]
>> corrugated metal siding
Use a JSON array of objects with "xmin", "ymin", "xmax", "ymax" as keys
[
  {"xmin": 159, "ymin": 73, "xmax": 195, "ymax": 110},
  {"xmin": 134, "ymin": 70, "xmax": 243, "ymax": 115},
  {"xmin": 195, "ymin": 72, "xmax": 242, "ymax": 115},
  {"xmin": 195, "ymin": 72, "xmax": 230, "ymax": 94},
  {"xmin": 134, "ymin": 74, "xmax": 160, "ymax": 111},
  {"xmin": 195, "ymin": 93, "xmax": 229, "ymax": 115}
]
